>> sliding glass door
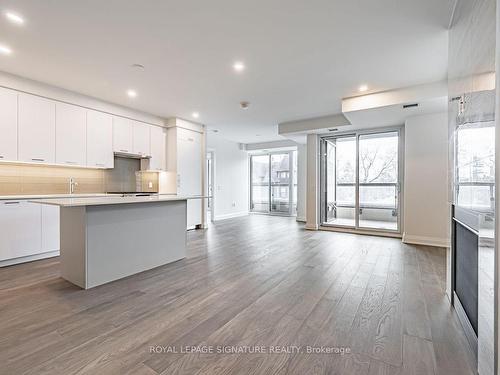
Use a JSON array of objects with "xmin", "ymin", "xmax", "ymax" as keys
[
  {"xmin": 250, "ymin": 155, "xmax": 270, "ymax": 212},
  {"xmin": 270, "ymin": 153, "xmax": 291, "ymax": 213},
  {"xmin": 250, "ymin": 151, "xmax": 297, "ymax": 215},
  {"xmin": 321, "ymin": 129, "xmax": 402, "ymax": 233},
  {"xmin": 324, "ymin": 136, "xmax": 357, "ymax": 227}
]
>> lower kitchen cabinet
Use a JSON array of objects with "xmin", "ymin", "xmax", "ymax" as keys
[{"xmin": 0, "ymin": 200, "xmax": 59, "ymax": 265}]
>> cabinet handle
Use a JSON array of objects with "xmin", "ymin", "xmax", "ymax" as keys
[
  {"xmin": 120, "ymin": 149, "xmax": 129, "ymax": 153},
  {"xmin": 32, "ymin": 158, "xmax": 45, "ymax": 162},
  {"xmin": 95, "ymin": 163, "xmax": 105, "ymax": 167},
  {"xmin": 4, "ymin": 201, "xmax": 20, "ymax": 205},
  {"xmin": 0, "ymin": 156, "xmax": 4, "ymax": 159},
  {"xmin": 65, "ymin": 161, "xmax": 77, "ymax": 165}
]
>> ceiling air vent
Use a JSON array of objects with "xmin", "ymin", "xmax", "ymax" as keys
[
  {"xmin": 328, "ymin": 128, "xmax": 338, "ymax": 132},
  {"xmin": 403, "ymin": 103, "xmax": 419, "ymax": 109}
]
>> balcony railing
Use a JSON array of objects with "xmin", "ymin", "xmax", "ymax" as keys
[
  {"xmin": 456, "ymin": 181, "xmax": 495, "ymax": 212},
  {"xmin": 329, "ymin": 182, "xmax": 398, "ymax": 215}
]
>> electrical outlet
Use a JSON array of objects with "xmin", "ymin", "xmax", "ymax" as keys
[{"xmin": 148, "ymin": 181, "xmax": 153, "ymax": 188}]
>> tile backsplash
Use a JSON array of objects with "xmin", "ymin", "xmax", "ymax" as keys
[
  {"xmin": 0, "ymin": 163, "xmax": 106, "ymax": 195},
  {"xmin": 104, "ymin": 157, "xmax": 141, "ymax": 193},
  {"xmin": 0, "ymin": 157, "xmax": 160, "ymax": 195}
]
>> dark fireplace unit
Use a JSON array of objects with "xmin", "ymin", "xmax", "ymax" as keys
[{"xmin": 451, "ymin": 205, "xmax": 479, "ymax": 357}]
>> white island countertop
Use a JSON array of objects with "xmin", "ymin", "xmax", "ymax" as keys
[
  {"xmin": 0, "ymin": 193, "xmax": 110, "ymax": 201},
  {"xmin": 30, "ymin": 195, "xmax": 205, "ymax": 207}
]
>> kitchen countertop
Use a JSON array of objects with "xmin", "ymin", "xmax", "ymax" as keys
[
  {"xmin": 30, "ymin": 195, "xmax": 205, "ymax": 207},
  {"xmin": 0, "ymin": 193, "xmax": 109, "ymax": 201}
]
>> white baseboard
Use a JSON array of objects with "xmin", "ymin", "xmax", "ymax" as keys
[
  {"xmin": 296, "ymin": 216, "xmax": 306, "ymax": 223},
  {"xmin": 402, "ymin": 233, "xmax": 450, "ymax": 248},
  {"xmin": 0, "ymin": 250, "xmax": 59, "ymax": 267},
  {"xmin": 214, "ymin": 211, "xmax": 249, "ymax": 221}
]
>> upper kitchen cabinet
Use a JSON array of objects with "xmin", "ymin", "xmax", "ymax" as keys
[
  {"xmin": 149, "ymin": 126, "xmax": 166, "ymax": 170},
  {"xmin": 87, "ymin": 110, "xmax": 114, "ymax": 168},
  {"xmin": 18, "ymin": 93, "xmax": 56, "ymax": 164},
  {"xmin": 0, "ymin": 87, "xmax": 18, "ymax": 161},
  {"xmin": 56, "ymin": 102, "xmax": 87, "ymax": 166},
  {"xmin": 113, "ymin": 116, "xmax": 133, "ymax": 154},
  {"xmin": 132, "ymin": 121, "xmax": 151, "ymax": 157}
]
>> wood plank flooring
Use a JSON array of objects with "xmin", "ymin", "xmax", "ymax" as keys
[{"xmin": 0, "ymin": 215, "xmax": 476, "ymax": 375}]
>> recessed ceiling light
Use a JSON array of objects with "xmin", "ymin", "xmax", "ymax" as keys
[
  {"xmin": 0, "ymin": 44, "xmax": 12, "ymax": 55},
  {"xmin": 240, "ymin": 101, "xmax": 250, "ymax": 109},
  {"xmin": 127, "ymin": 89, "xmax": 137, "ymax": 98},
  {"xmin": 5, "ymin": 11, "xmax": 24, "ymax": 25},
  {"xmin": 131, "ymin": 63, "xmax": 145, "ymax": 70},
  {"xmin": 358, "ymin": 84, "xmax": 368, "ymax": 92},
  {"xmin": 233, "ymin": 61, "xmax": 245, "ymax": 72},
  {"xmin": 192, "ymin": 112, "xmax": 200, "ymax": 119}
]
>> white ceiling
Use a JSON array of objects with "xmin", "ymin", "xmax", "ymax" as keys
[{"xmin": 0, "ymin": 0, "xmax": 455, "ymax": 143}]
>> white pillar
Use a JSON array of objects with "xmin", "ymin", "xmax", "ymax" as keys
[{"xmin": 306, "ymin": 134, "xmax": 319, "ymax": 229}]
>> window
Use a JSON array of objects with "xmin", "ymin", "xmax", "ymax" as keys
[
  {"xmin": 250, "ymin": 151, "xmax": 297, "ymax": 215},
  {"xmin": 455, "ymin": 123, "xmax": 495, "ymax": 212}
]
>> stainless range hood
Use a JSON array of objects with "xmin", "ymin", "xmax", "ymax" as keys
[{"xmin": 113, "ymin": 151, "xmax": 151, "ymax": 159}]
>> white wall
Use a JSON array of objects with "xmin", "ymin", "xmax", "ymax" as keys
[
  {"xmin": 207, "ymin": 134, "xmax": 249, "ymax": 220},
  {"xmin": 403, "ymin": 112, "xmax": 450, "ymax": 247}
]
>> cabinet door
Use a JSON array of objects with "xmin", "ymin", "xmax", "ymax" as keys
[
  {"xmin": 56, "ymin": 102, "xmax": 87, "ymax": 166},
  {"xmin": 0, "ymin": 201, "xmax": 42, "ymax": 261},
  {"xmin": 133, "ymin": 121, "xmax": 151, "ymax": 157},
  {"xmin": 0, "ymin": 87, "xmax": 18, "ymax": 161},
  {"xmin": 149, "ymin": 126, "xmax": 166, "ymax": 170},
  {"xmin": 87, "ymin": 110, "xmax": 114, "ymax": 168},
  {"xmin": 177, "ymin": 128, "xmax": 202, "ymax": 227},
  {"xmin": 177, "ymin": 128, "xmax": 202, "ymax": 196},
  {"xmin": 41, "ymin": 204, "xmax": 60, "ymax": 253},
  {"xmin": 18, "ymin": 93, "xmax": 56, "ymax": 164},
  {"xmin": 113, "ymin": 116, "xmax": 133, "ymax": 153}
]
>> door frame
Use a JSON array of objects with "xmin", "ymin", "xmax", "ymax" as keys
[
  {"xmin": 319, "ymin": 126, "xmax": 405, "ymax": 236},
  {"xmin": 206, "ymin": 149, "xmax": 215, "ymax": 223},
  {"xmin": 249, "ymin": 150, "xmax": 296, "ymax": 216}
]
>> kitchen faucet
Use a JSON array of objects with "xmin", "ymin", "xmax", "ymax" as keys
[{"xmin": 69, "ymin": 177, "xmax": 78, "ymax": 194}]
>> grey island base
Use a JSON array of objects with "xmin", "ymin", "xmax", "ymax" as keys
[{"xmin": 31, "ymin": 196, "xmax": 204, "ymax": 289}]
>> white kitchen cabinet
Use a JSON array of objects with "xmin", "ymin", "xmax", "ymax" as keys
[
  {"xmin": 18, "ymin": 93, "xmax": 56, "ymax": 164},
  {"xmin": 41, "ymin": 204, "xmax": 60, "ymax": 253},
  {"xmin": 113, "ymin": 116, "xmax": 133, "ymax": 154},
  {"xmin": 149, "ymin": 126, "xmax": 166, "ymax": 170},
  {"xmin": 133, "ymin": 121, "xmax": 151, "ymax": 157},
  {"xmin": 56, "ymin": 102, "xmax": 87, "ymax": 166},
  {"xmin": 87, "ymin": 110, "xmax": 114, "ymax": 168},
  {"xmin": 0, "ymin": 87, "xmax": 18, "ymax": 161},
  {"xmin": 0, "ymin": 201, "xmax": 42, "ymax": 262}
]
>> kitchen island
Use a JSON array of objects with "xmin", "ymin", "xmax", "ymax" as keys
[{"xmin": 31, "ymin": 195, "xmax": 203, "ymax": 289}]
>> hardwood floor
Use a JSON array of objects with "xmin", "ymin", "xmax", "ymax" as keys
[{"xmin": 0, "ymin": 215, "xmax": 476, "ymax": 375}]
